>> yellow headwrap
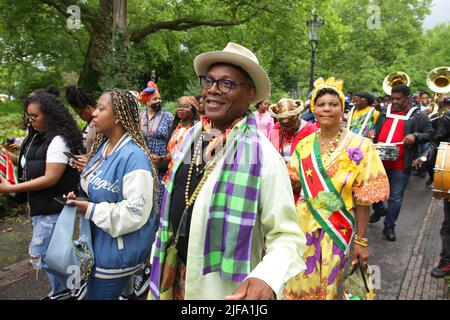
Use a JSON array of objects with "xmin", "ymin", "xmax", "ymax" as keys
[{"xmin": 310, "ymin": 77, "xmax": 346, "ymax": 113}]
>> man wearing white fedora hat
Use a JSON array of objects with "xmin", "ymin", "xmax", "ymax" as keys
[{"xmin": 149, "ymin": 42, "xmax": 306, "ymax": 300}]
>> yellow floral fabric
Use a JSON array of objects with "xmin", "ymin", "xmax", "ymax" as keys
[
  {"xmin": 283, "ymin": 129, "xmax": 389, "ymax": 300},
  {"xmin": 351, "ymin": 107, "xmax": 380, "ymax": 126},
  {"xmin": 347, "ymin": 106, "xmax": 380, "ymax": 140}
]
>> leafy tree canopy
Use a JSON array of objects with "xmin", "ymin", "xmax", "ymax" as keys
[{"xmin": 0, "ymin": 0, "xmax": 447, "ymax": 103}]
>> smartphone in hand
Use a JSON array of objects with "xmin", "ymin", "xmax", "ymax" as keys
[
  {"xmin": 54, "ymin": 196, "xmax": 88, "ymax": 205},
  {"xmin": 63, "ymin": 151, "xmax": 78, "ymax": 161}
]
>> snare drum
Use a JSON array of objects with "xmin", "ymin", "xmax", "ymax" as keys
[
  {"xmin": 374, "ymin": 143, "xmax": 400, "ymax": 161},
  {"xmin": 433, "ymin": 142, "xmax": 450, "ymax": 199}
]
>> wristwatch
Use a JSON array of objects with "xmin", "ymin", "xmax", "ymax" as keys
[{"xmin": 419, "ymin": 156, "xmax": 427, "ymax": 162}]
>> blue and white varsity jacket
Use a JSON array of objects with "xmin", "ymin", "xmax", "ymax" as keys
[{"xmin": 81, "ymin": 133, "xmax": 155, "ymax": 279}]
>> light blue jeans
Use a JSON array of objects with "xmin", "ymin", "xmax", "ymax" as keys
[{"xmin": 29, "ymin": 214, "xmax": 69, "ymax": 294}]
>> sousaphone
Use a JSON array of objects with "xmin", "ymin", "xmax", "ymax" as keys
[
  {"xmin": 382, "ymin": 72, "xmax": 410, "ymax": 96},
  {"xmin": 426, "ymin": 67, "xmax": 450, "ymax": 117}
]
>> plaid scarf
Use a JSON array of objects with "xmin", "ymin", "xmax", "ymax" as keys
[{"xmin": 149, "ymin": 112, "xmax": 263, "ymax": 299}]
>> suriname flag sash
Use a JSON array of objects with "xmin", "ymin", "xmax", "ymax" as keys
[
  {"xmin": 295, "ymin": 135, "xmax": 355, "ymax": 253},
  {"xmin": 0, "ymin": 145, "xmax": 18, "ymax": 184}
]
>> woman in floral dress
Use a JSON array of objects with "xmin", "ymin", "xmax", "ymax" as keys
[{"xmin": 283, "ymin": 78, "xmax": 389, "ymax": 300}]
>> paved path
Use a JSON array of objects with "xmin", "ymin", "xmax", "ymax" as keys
[
  {"xmin": 0, "ymin": 176, "xmax": 448, "ymax": 300},
  {"xmin": 367, "ymin": 175, "xmax": 449, "ymax": 300},
  {"xmin": 0, "ymin": 259, "xmax": 49, "ymax": 300}
]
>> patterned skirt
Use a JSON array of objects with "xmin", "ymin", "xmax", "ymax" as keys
[{"xmin": 282, "ymin": 201, "xmax": 348, "ymax": 300}]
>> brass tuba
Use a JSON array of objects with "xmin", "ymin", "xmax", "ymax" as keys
[
  {"xmin": 383, "ymin": 72, "xmax": 411, "ymax": 95},
  {"xmin": 426, "ymin": 67, "xmax": 450, "ymax": 117}
]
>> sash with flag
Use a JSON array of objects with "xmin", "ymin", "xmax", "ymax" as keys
[
  {"xmin": 0, "ymin": 145, "xmax": 18, "ymax": 184},
  {"xmin": 295, "ymin": 135, "xmax": 355, "ymax": 253}
]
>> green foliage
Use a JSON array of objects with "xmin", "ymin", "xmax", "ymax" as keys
[
  {"xmin": 164, "ymin": 101, "xmax": 178, "ymax": 116},
  {"xmin": 0, "ymin": 100, "xmax": 22, "ymax": 117},
  {"xmin": 0, "ymin": 0, "xmax": 88, "ymax": 100},
  {"xmin": 98, "ymin": 31, "xmax": 146, "ymax": 92},
  {"xmin": 0, "ymin": 101, "xmax": 25, "ymax": 144},
  {"xmin": 0, "ymin": 0, "xmax": 448, "ymax": 102}
]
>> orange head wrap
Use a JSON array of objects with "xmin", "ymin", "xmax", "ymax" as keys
[{"xmin": 140, "ymin": 81, "xmax": 160, "ymax": 104}]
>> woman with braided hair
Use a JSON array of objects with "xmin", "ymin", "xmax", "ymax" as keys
[{"xmin": 67, "ymin": 89, "xmax": 159, "ymax": 300}]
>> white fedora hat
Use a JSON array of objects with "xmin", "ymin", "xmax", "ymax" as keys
[{"xmin": 193, "ymin": 42, "xmax": 271, "ymax": 104}]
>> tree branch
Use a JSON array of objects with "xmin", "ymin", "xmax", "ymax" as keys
[
  {"xmin": 39, "ymin": 0, "xmax": 67, "ymax": 17},
  {"xmin": 130, "ymin": 18, "xmax": 242, "ymax": 43},
  {"xmin": 130, "ymin": 0, "xmax": 272, "ymax": 44}
]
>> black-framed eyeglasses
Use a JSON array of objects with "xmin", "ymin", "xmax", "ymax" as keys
[{"xmin": 199, "ymin": 75, "xmax": 252, "ymax": 94}]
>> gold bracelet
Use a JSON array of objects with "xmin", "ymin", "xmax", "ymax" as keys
[
  {"xmin": 354, "ymin": 235, "xmax": 368, "ymax": 242},
  {"xmin": 354, "ymin": 240, "xmax": 368, "ymax": 247},
  {"xmin": 354, "ymin": 235, "xmax": 368, "ymax": 247},
  {"xmin": 354, "ymin": 238, "xmax": 368, "ymax": 245}
]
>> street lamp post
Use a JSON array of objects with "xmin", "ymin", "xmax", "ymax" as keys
[{"xmin": 307, "ymin": 14, "xmax": 325, "ymax": 94}]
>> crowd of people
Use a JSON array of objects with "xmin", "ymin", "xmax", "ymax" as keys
[{"xmin": 0, "ymin": 42, "xmax": 448, "ymax": 300}]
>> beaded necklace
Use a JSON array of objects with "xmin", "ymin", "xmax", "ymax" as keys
[
  {"xmin": 317, "ymin": 128, "xmax": 343, "ymax": 161},
  {"xmin": 185, "ymin": 132, "xmax": 205, "ymax": 206},
  {"xmin": 178, "ymin": 116, "xmax": 245, "ymax": 236},
  {"xmin": 178, "ymin": 131, "xmax": 226, "ymax": 236}
]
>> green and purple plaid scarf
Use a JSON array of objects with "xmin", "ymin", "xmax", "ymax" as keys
[{"xmin": 149, "ymin": 112, "xmax": 263, "ymax": 299}]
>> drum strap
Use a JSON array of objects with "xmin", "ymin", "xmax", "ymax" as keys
[
  {"xmin": 385, "ymin": 106, "xmax": 418, "ymax": 144},
  {"xmin": 386, "ymin": 118, "xmax": 399, "ymax": 144}
]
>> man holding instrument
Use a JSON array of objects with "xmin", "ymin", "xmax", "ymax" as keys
[
  {"xmin": 413, "ymin": 97, "xmax": 450, "ymax": 277},
  {"xmin": 370, "ymin": 85, "xmax": 433, "ymax": 241}
]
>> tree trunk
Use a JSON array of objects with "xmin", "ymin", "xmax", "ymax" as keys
[
  {"xmin": 113, "ymin": 0, "xmax": 127, "ymax": 35},
  {"xmin": 78, "ymin": 0, "xmax": 114, "ymax": 94}
]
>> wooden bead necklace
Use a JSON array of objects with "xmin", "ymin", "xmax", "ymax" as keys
[{"xmin": 183, "ymin": 132, "xmax": 226, "ymax": 216}]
